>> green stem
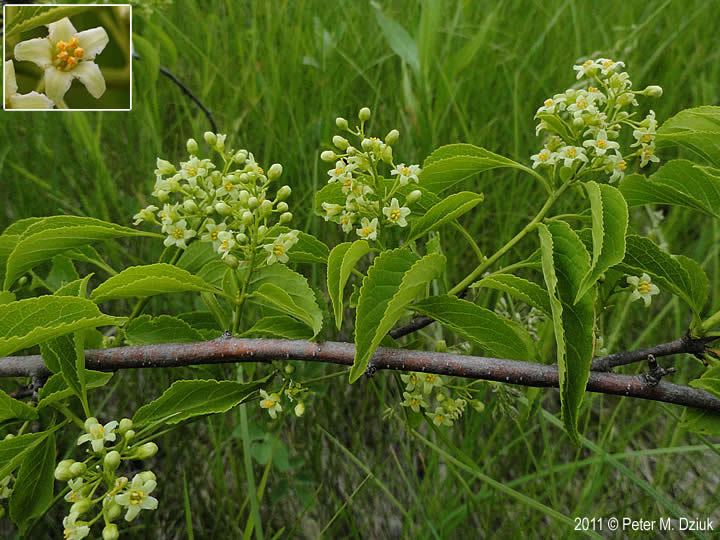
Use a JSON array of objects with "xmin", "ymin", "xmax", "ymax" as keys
[
  {"xmin": 448, "ymin": 182, "xmax": 569, "ymax": 295},
  {"xmin": 237, "ymin": 367, "xmax": 264, "ymax": 540},
  {"xmin": 701, "ymin": 310, "xmax": 720, "ymax": 333},
  {"xmin": 452, "ymin": 222, "xmax": 484, "ymax": 263}
]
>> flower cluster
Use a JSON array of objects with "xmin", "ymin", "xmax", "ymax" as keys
[
  {"xmin": 259, "ymin": 368, "xmax": 310, "ymax": 419},
  {"xmin": 7, "ymin": 17, "xmax": 109, "ymax": 109},
  {"xmin": 134, "ymin": 132, "xmax": 300, "ymax": 268},
  {"xmin": 531, "ymin": 58, "xmax": 663, "ymax": 183},
  {"xmin": 55, "ymin": 417, "xmax": 160, "ymax": 539},
  {"xmin": 319, "ymin": 107, "xmax": 423, "ymax": 242}
]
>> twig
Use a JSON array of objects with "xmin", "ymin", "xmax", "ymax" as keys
[
  {"xmin": 2, "ymin": 339, "xmax": 719, "ymax": 413},
  {"xmin": 590, "ymin": 335, "xmax": 713, "ymax": 372}
]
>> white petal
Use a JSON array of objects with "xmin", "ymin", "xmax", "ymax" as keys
[
  {"xmin": 75, "ymin": 27, "xmax": 109, "ymax": 60},
  {"xmin": 48, "ymin": 17, "xmax": 78, "ymax": 44},
  {"xmin": 4, "ymin": 60, "xmax": 18, "ymax": 99},
  {"xmin": 14, "ymin": 38, "xmax": 53, "ymax": 68},
  {"xmin": 44, "ymin": 67, "xmax": 73, "ymax": 103},
  {"xmin": 71, "ymin": 62, "xmax": 106, "ymax": 99},
  {"xmin": 8, "ymin": 92, "xmax": 55, "ymax": 109},
  {"xmin": 141, "ymin": 496, "xmax": 159, "ymax": 510}
]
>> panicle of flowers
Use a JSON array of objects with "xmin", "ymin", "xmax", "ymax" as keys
[
  {"xmin": 319, "ymin": 107, "xmax": 423, "ymax": 242},
  {"xmin": 258, "ymin": 365, "xmax": 311, "ymax": 419},
  {"xmin": 531, "ymin": 58, "xmax": 663, "ymax": 183},
  {"xmin": 134, "ymin": 132, "xmax": 300, "ymax": 269},
  {"xmin": 53, "ymin": 417, "xmax": 160, "ymax": 539}
]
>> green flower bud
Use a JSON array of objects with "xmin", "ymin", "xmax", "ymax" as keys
[
  {"xmin": 241, "ymin": 211, "xmax": 254, "ymax": 226},
  {"xmin": 320, "ymin": 150, "xmax": 336, "ymax": 162},
  {"xmin": 104, "ymin": 451, "xmax": 121, "ymax": 472},
  {"xmin": 183, "ymin": 199, "xmax": 198, "ymax": 213},
  {"xmin": 186, "ymin": 138, "xmax": 199, "ymax": 155},
  {"xmin": 214, "ymin": 202, "xmax": 232, "ymax": 215},
  {"xmin": 406, "ymin": 190, "xmax": 422, "ymax": 204},
  {"xmin": 276, "ymin": 201, "xmax": 289, "ymax": 213},
  {"xmin": 381, "ymin": 145, "xmax": 393, "ymax": 164},
  {"xmin": 103, "ymin": 500, "xmax": 122, "ymax": 521},
  {"xmin": 155, "ymin": 158, "xmax": 175, "ymax": 175},
  {"xmin": 118, "ymin": 418, "xmax": 133, "ymax": 433},
  {"xmin": 276, "ymin": 185, "xmax": 292, "ymax": 201},
  {"xmin": 203, "ymin": 132, "xmax": 217, "ymax": 146},
  {"xmin": 279, "ymin": 212, "xmax": 293, "ymax": 224},
  {"xmin": 238, "ymin": 190, "xmax": 250, "ymax": 205},
  {"xmin": 435, "ymin": 339, "xmax": 447, "ymax": 353},
  {"xmin": 294, "ymin": 402, "xmax": 305, "ymax": 417},
  {"xmin": 257, "ymin": 225, "xmax": 268, "ymax": 238},
  {"xmin": 335, "ymin": 117, "xmax": 349, "ymax": 130},
  {"xmin": 385, "ymin": 129, "xmax": 399, "ymax": 145},
  {"xmin": 234, "ymin": 150, "xmax": 248, "ymax": 163},
  {"xmin": 102, "ymin": 524, "xmax": 119, "ymax": 540},
  {"xmin": 124, "ymin": 430, "xmax": 136, "ymax": 441},
  {"xmin": 54, "ymin": 460, "xmax": 74, "ymax": 481},
  {"xmin": 284, "ymin": 364, "xmax": 295, "ymax": 375},
  {"xmin": 236, "ymin": 233, "xmax": 248, "ymax": 243},
  {"xmin": 642, "ymin": 85, "xmax": 663, "ymax": 97},
  {"xmin": 332, "ymin": 135, "xmax": 349, "ymax": 150},
  {"xmin": 267, "ymin": 163, "xmax": 283, "ymax": 180},
  {"xmin": 17, "ymin": 276, "xmax": 28, "ymax": 287},
  {"xmin": 358, "ymin": 107, "xmax": 371, "ymax": 121},
  {"xmin": 223, "ymin": 254, "xmax": 239, "ymax": 269},
  {"xmin": 260, "ymin": 199, "xmax": 273, "ymax": 215},
  {"xmin": 361, "ymin": 138, "xmax": 373, "ymax": 151},
  {"xmin": 247, "ymin": 196, "xmax": 259, "ymax": 209},
  {"xmin": 134, "ymin": 442, "xmax": 159, "ymax": 460},
  {"xmin": 69, "ymin": 462, "xmax": 87, "ymax": 478},
  {"xmin": 346, "ymin": 146, "xmax": 357, "ymax": 156},
  {"xmin": 71, "ymin": 498, "xmax": 92, "ymax": 515}
]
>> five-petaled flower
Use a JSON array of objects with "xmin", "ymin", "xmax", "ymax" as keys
[
  {"xmin": 382, "ymin": 198, "xmax": 411, "ymax": 227},
  {"xmin": 14, "ymin": 17, "xmax": 108, "ymax": 104},
  {"xmin": 62, "ymin": 512, "xmax": 90, "ymax": 540},
  {"xmin": 77, "ymin": 417, "xmax": 118, "ymax": 452},
  {"xmin": 163, "ymin": 219, "xmax": 197, "ymax": 249},
  {"xmin": 582, "ymin": 129, "xmax": 619, "ymax": 156},
  {"xmin": 259, "ymin": 390, "xmax": 283, "ymax": 418},
  {"xmin": 627, "ymin": 273, "xmax": 660, "ymax": 307},
  {"xmin": 356, "ymin": 217, "xmax": 379, "ymax": 241},
  {"xmin": 4, "ymin": 60, "xmax": 54, "ymax": 109},
  {"xmin": 401, "ymin": 391, "xmax": 427, "ymax": 413},
  {"xmin": 391, "ymin": 163, "xmax": 421, "ymax": 185},
  {"xmin": 115, "ymin": 474, "xmax": 159, "ymax": 522}
]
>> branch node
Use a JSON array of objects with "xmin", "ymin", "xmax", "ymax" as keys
[
  {"xmin": 642, "ymin": 354, "xmax": 676, "ymax": 387},
  {"xmin": 365, "ymin": 364, "xmax": 377, "ymax": 378}
]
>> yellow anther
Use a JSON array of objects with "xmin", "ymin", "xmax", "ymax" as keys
[
  {"xmin": 69, "ymin": 36, "xmax": 79, "ymax": 47},
  {"xmin": 597, "ymin": 140, "xmax": 607, "ymax": 149},
  {"xmin": 619, "ymin": 160, "xmax": 627, "ymax": 171},
  {"xmin": 66, "ymin": 57, "xmax": 77, "ymax": 69},
  {"xmin": 58, "ymin": 51, "xmax": 69, "ymax": 61},
  {"xmin": 390, "ymin": 209, "xmax": 401, "ymax": 221},
  {"xmin": 74, "ymin": 47, "xmax": 84, "ymax": 59},
  {"xmin": 273, "ymin": 244, "xmax": 285, "ymax": 256},
  {"xmin": 544, "ymin": 98, "xmax": 553, "ymax": 107},
  {"xmin": 57, "ymin": 40, "xmax": 67, "ymax": 51}
]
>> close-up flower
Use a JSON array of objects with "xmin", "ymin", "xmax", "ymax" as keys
[
  {"xmin": 627, "ymin": 273, "xmax": 660, "ymax": 307},
  {"xmin": 115, "ymin": 474, "xmax": 159, "ymax": 522},
  {"xmin": 259, "ymin": 390, "xmax": 283, "ymax": 419},
  {"xmin": 77, "ymin": 418, "xmax": 118, "ymax": 452}
]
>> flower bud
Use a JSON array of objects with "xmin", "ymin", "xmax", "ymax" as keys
[
  {"xmin": 241, "ymin": 211, "xmax": 254, "ymax": 226},
  {"xmin": 276, "ymin": 201, "xmax": 289, "ymax": 213},
  {"xmin": 69, "ymin": 462, "xmax": 87, "ymax": 478},
  {"xmin": 260, "ymin": 199, "xmax": 273, "ymax": 215},
  {"xmin": 361, "ymin": 138, "xmax": 373, "ymax": 151},
  {"xmin": 71, "ymin": 499, "xmax": 92, "ymax": 515},
  {"xmin": 247, "ymin": 196, "xmax": 259, "ymax": 209},
  {"xmin": 267, "ymin": 163, "xmax": 283, "ymax": 180},
  {"xmin": 381, "ymin": 145, "xmax": 393, "ymax": 164},
  {"xmin": 406, "ymin": 190, "xmax": 422, "ymax": 204},
  {"xmin": 118, "ymin": 418, "xmax": 133, "ymax": 434},
  {"xmin": 234, "ymin": 150, "xmax": 248, "ymax": 163},
  {"xmin": 358, "ymin": 107, "xmax": 371, "ymax": 121},
  {"xmin": 183, "ymin": 199, "xmax": 198, "ymax": 213},
  {"xmin": 214, "ymin": 202, "xmax": 232, "ymax": 215},
  {"xmin": 279, "ymin": 212, "xmax": 293, "ymax": 224},
  {"xmin": 102, "ymin": 524, "xmax": 119, "ymax": 540},
  {"xmin": 54, "ymin": 460, "xmax": 74, "ymax": 481},
  {"xmin": 223, "ymin": 254, "xmax": 239, "ymax": 268},
  {"xmin": 642, "ymin": 85, "xmax": 663, "ymax": 97},
  {"xmin": 335, "ymin": 117, "xmax": 349, "ymax": 130},
  {"xmin": 155, "ymin": 158, "xmax": 175, "ymax": 175},
  {"xmin": 236, "ymin": 233, "xmax": 248, "ymax": 243},
  {"xmin": 104, "ymin": 451, "xmax": 121, "ymax": 472},
  {"xmin": 134, "ymin": 442, "xmax": 159, "ymax": 460},
  {"xmin": 284, "ymin": 364, "xmax": 295, "ymax": 375},
  {"xmin": 124, "ymin": 430, "xmax": 136, "ymax": 441},
  {"xmin": 320, "ymin": 150, "xmax": 336, "ymax": 162},
  {"xmin": 257, "ymin": 225, "xmax": 268, "ymax": 238},
  {"xmin": 215, "ymin": 133, "xmax": 226, "ymax": 151},
  {"xmin": 435, "ymin": 339, "xmax": 447, "ymax": 353},
  {"xmin": 332, "ymin": 135, "xmax": 349, "ymax": 150},
  {"xmin": 385, "ymin": 129, "xmax": 399, "ymax": 145},
  {"xmin": 17, "ymin": 276, "xmax": 28, "ymax": 287},
  {"xmin": 294, "ymin": 402, "xmax": 305, "ymax": 417},
  {"xmin": 186, "ymin": 138, "xmax": 199, "ymax": 155},
  {"xmin": 203, "ymin": 132, "xmax": 217, "ymax": 146},
  {"xmin": 276, "ymin": 185, "xmax": 291, "ymax": 201},
  {"xmin": 104, "ymin": 501, "xmax": 122, "ymax": 521}
]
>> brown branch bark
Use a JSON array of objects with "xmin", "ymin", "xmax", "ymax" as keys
[{"xmin": 1, "ymin": 338, "xmax": 719, "ymax": 412}]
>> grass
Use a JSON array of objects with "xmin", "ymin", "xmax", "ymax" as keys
[{"xmin": 2, "ymin": 0, "xmax": 720, "ymax": 537}]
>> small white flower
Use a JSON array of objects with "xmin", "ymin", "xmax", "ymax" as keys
[
  {"xmin": 62, "ymin": 512, "xmax": 90, "ymax": 540},
  {"xmin": 180, "ymin": 156, "xmax": 209, "ymax": 184},
  {"xmin": 339, "ymin": 211, "xmax": 356, "ymax": 233},
  {"xmin": 154, "ymin": 158, "xmax": 175, "ymax": 176},
  {"xmin": 115, "ymin": 474, "xmax": 159, "ymax": 522},
  {"xmin": 391, "ymin": 163, "xmax": 421, "ymax": 185},
  {"xmin": 627, "ymin": 273, "xmax": 659, "ymax": 307},
  {"xmin": 573, "ymin": 59, "xmax": 599, "ymax": 80},
  {"xmin": 605, "ymin": 153, "xmax": 627, "ymax": 183},
  {"xmin": 216, "ymin": 230, "xmax": 236, "ymax": 259},
  {"xmin": 536, "ymin": 95, "xmax": 565, "ymax": 115},
  {"xmin": 597, "ymin": 58, "xmax": 624, "ymax": 76},
  {"xmin": 14, "ymin": 17, "xmax": 109, "ymax": 104},
  {"xmin": 77, "ymin": 417, "xmax": 118, "ymax": 453},
  {"xmin": 163, "ymin": 219, "xmax": 196, "ymax": 249},
  {"xmin": 321, "ymin": 202, "xmax": 343, "ymax": 221},
  {"xmin": 327, "ymin": 160, "xmax": 356, "ymax": 182},
  {"xmin": 4, "ymin": 60, "xmax": 54, "ymax": 109},
  {"xmin": 531, "ymin": 148, "xmax": 556, "ymax": 168},
  {"xmin": 382, "ymin": 198, "xmax": 411, "ymax": 227},
  {"xmin": 582, "ymin": 129, "xmax": 620, "ymax": 156},
  {"xmin": 347, "ymin": 182, "xmax": 373, "ymax": 203},
  {"xmin": 557, "ymin": 146, "xmax": 588, "ymax": 168},
  {"xmin": 639, "ymin": 145, "xmax": 660, "ymax": 168},
  {"xmin": 216, "ymin": 176, "xmax": 239, "ymax": 198},
  {"xmin": 259, "ymin": 390, "xmax": 282, "ymax": 419},
  {"xmin": 133, "ymin": 205, "xmax": 159, "ymax": 225},
  {"xmin": 356, "ymin": 217, "xmax": 379, "ymax": 241},
  {"xmin": 264, "ymin": 231, "xmax": 298, "ymax": 265},
  {"xmin": 200, "ymin": 220, "xmax": 228, "ymax": 249},
  {"xmin": 158, "ymin": 203, "xmax": 180, "ymax": 229}
]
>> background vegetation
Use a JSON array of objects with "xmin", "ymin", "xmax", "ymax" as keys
[{"xmin": 1, "ymin": 0, "xmax": 719, "ymax": 537}]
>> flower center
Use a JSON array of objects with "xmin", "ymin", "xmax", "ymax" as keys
[
  {"xmin": 544, "ymin": 98, "xmax": 553, "ymax": 107},
  {"xmin": 128, "ymin": 490, "xmax": 144, "ymax": 506},
  {"xmin": 638, "ymin": 281, "xmax": 651, "ymax": 295},
  {"xmin": 390, "ymin": 209, "xmax": 401, "ymax": 221},
  {"xmin": 641, "ymin": 133, "xmax": 653, "ymax": 143},
  {"xmin": 90, "ymin": 425, "xmax": 105, "ymax": 438},
  {"xmin": 539, "ymin": 151, "xmax": 550, "ymax": 161},
  {"xmin": 401, "ymin": 167, "xmax": 411, "ymax": 176},
  {"xmin": 220, "ymin": 240, "xmax": 231, "ymax": 251},
  {"xmin": 602, "ymin": 59, "xmax": 614, "ymax": 70},
  {"xmin": 334, "ymin": 167, "xmax": 344, "ymax": 176},
  {"xmin": 210, "ymin": 231, "xmax": 219, "ymax": 241},
  {"xmin": 186, "ymin": 166, "xmax": 197, "ymax": 177},
  {"xmin": 597, "ymin": 139, "xmax": 607, "ymax": 149},
  {"xmin": 54, "ymin": 37, "xmax": 84, "ymax": 71},
  {"xmin": 173, "ymin": 228, "xmax": 185, "ymax": 239},
  {"xmin": 273, "ymin": 244, "xmax": 285, "ymax": 256},
  {"xmin": 577, "ymin": 98, "xmax": 588, "ymax": 109},
  {"xmin": 566, "ymin": 148, "xmax": 577, "ymax": 158},
  {"xmin": 362, "ymin": 227, "xmax": 372, "ymax": 236},
  {"xmin": 224, "ymin": 182, "xmax": 234, "ymax": 191},
  {"xmin": 618, "ymin": 160, "xmax": 627, "ymax": 171}
]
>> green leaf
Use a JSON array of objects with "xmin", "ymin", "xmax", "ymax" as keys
[
  {"xmin": 372, "ymin": 5, "xmax": 419, "ymax": 74},
  {"xmin": 268, "ymin": 227, "xmax": 329, "ymax": 264},
  {"xmin": 0, "ymin": 390, "xmax": 38, "ymax": 423},
  {"xmin": 37, "ymin": 370, "xmax": 113, "ymax": 410},
  {"xmin": 0, "ymin": 291, "xmax": 15, "ymax": 305},
  {"xmin": 0, "ymin": 296, "xmax": 121, "ymax": 357},
  {"xmin": 9, "ymin": 434, "xmax": 55, "ymax": 532},
  {"xmin": 408, "ymin": 192, "xmax": 484, "ymax": 241},
  {"xmin": 45, "ymin": 256, "xmax": 79, "ymax": 292},
  {"xmin": 576, "ymin": 182, "xmax": 628, "ymax": 302},
  {"xmin": 657, "ymin": 106, "xmax": 720, "ymax": 166},
  {"xmin": 242, "ymin": 316, "xmax": 313, "ymax": 340},
  {"xmin": 0, "ymin": 432, "xmax": 48, "ymax": 479},
  {"xmin": 413, "ymin": 295, "xmax": 535, "ymax": 360},
  {"xmin": 471, "ymin": 274, "xmax": 551, "ymax": 316},
  {"xmin": 125, "ymin": 315, "xmax": 204, "ymax": 345},
  {"xmin": 351, "ymin": 250, "xmax": 446, "ymax": 383},
  {"xmin": 132, "ymin": 378, "xmax": 268, "ymax": 428},
  {"xmin": 682, "ymin": 366, "xmax": 720, "ymax": 435},
  {"xmin": 40, "ymin": 333, "xmax": 88, "ymax": 413},
  {"xmin": 249, "ymin": 265, "xmax": 323, "ymax": 337},
  {"xmin": 176, "ymin": 241, "xmax": 218, "ymax": 274},
  {"xmin": 535, "ymin": 112, "xmax": 575, "ymax": 142},
  {"xmin": 327, "ymin": 240, "xmax": 371, "ymax": 329},
  {"xmin": 91, "ymin": 263, "xmax": 221, "ymax": 303},
  {"xmin": 0, "ymin": 234, "xmax": 19, "ymax": 287},
  {"xmin": 615, "ymin": 235, "xmax": 708, "ymax": 314},
  {"xmin": 3, "ymin": 216, "xmax": 155, "ymax": 289},
  {"xmin": 421, "ymin": 144, "xmax": 527, "ymax": 194},
  {"xmin": 538, "ymin": 222, "xmax": 596, "ymax": 442},
  {"xmin": 54, "ymin": 274, "xmax": 93, "ymax": 298},
  {"xmin": 313, "ymin": 183, "xmax": 345, "ymax": 217},
  {"xmin": 620, "ymin": 160, "xmax": 720, "ymax": 219},
  {"xmin": 5, "ymin": 6, "xmax": 91, "ymax": 38}
]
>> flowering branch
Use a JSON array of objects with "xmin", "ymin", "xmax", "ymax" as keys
[{"xmin": 2, "ymin": 338, "xmax": 719, "ymax": 412}]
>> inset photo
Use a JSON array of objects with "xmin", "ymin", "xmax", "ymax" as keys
[{"xmin": 3, "ymin": 4, "xmax": 132, "ymax": 110}]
